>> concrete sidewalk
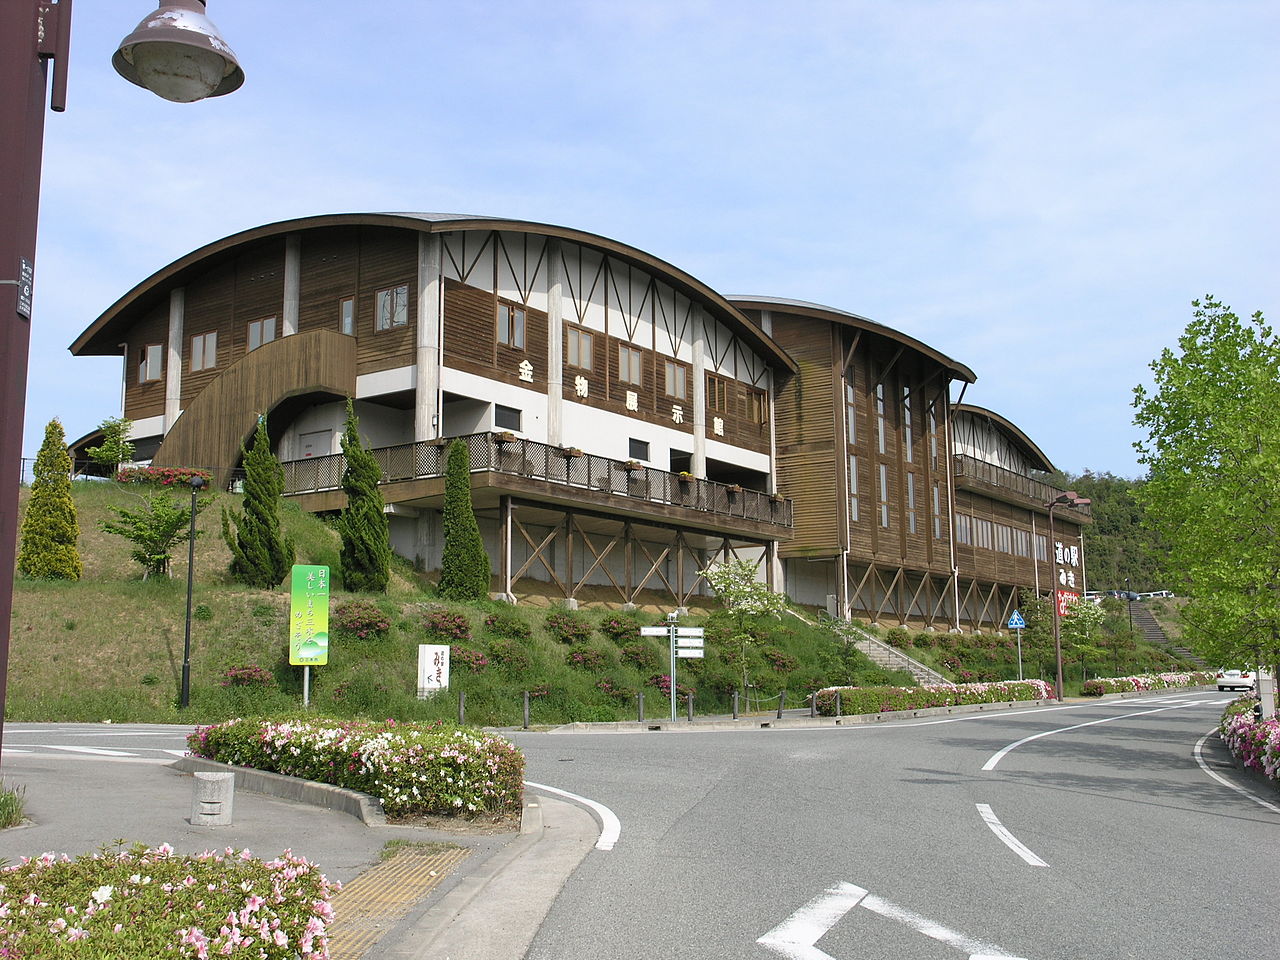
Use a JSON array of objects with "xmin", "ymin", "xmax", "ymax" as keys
[{"xmin": 0, "ymin": 752, "xmax": 598, "ymax": 960}]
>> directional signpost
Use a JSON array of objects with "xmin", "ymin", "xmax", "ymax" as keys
[
  {"xmin": 642, "ymin": 619, "xmax": 705, "ymax": 721},
  {"xmin": 1007, "ymin": 609, "xmax": 1026, "ymax": 680}
]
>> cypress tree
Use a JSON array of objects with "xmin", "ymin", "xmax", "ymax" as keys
[
  {"xmin": 221, "ymin": 416, "xmax": 294, "ymax": 587},
  {"xmin": 18, "ymin": 418, "xmax": 82, "ymax": 580},
  {"xmin": 337, "ymin": 400, "xmax": 391, "ymax": 593},
  {"xmin": 438, "ymin": 438, "xmax": 491, "ymax": 601}
]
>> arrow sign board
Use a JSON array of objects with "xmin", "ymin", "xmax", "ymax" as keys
[
  {"xmin": 640, "ymin": 626, "xmax": 670, "ymax": 636},
  {"xmin": 676, "ymin": 638, "xmax": 704, "ymax": 649},
  {"xmin": 1007, "ymin": 610, "xmax": 1026, "ymax": 630},
  {"xmin": 676, "ymin": 627, "xmax": 704, "ymax": 637},
  {"xmin": 676, "ymin": 648, "xmax": 704, "ymax": 658}
]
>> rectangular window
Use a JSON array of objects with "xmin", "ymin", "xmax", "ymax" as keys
[
  {"xmin": 974, "ymin": 517, "xmax": 993, "ymax": 550},
  {"xmin": 844, "ymin": 375, "xmax": 858, "ymax": 446},
  {"xmin": 494, "ymin": 404, "xmax": 521, "ymax": 431},
  {"xmin": 876, "ymin": 383, "xmax": 887, "ymax": 455},
  {"xmin": 1014, "ymin": 528, "xmax": 1032, "ymax": 558},
  {"xmin": 498, "ymin": 302, "xmax": 526, "ymax": 349},
  {"xmin": 932, "ymin": 483, "xmax": 942, "ymax": 540},
  {"xmin": 707, "ymin": 374, "xmax": 730, "ymax": 412},
  {"xmin": 664, "ymin": 359, "xmax": 687, "ymax": 400},
  {"xmin": 903, "ymin": 387, "xmax": 913, "ymax": 463},
  {"xmin": 339, "ymin": 297, "xmax": 355, "ymax": 336},
  {"xmin": 906, "ymin": 472, "xmax": 917, "ymax": 534},
  {"xmin": 247, "ymin": 316, "xmax": 277, "ymax": 352},
  {"xmin": 929, "ymin": 408, "xmax": 939, "ymax": 468},
  {"xmin": 849, "ymin": 454, "xmax": 859, "ymax": 522},
  {"xmin": 1035, "ymin": 533, "xmax": 1049, "ymax": 562},
  {"xmin": 567, "ymin": 326, "xmax": 593, "ymax": 370},
  {"xmin": 995, "ymin": 523, "xmax": 1012, "ymax": 554},
  {"xmin": 744, "ymin": 386, "xmax": 768, "ymax": 425},
  {"xmin": 618, "ymin": 344, "xmax": 642, "ymax": 385},
  {"xmin": 878, "ymin": 463, "xmax": 890, "ymax": 528},
  {"xmin": 955, "ymin": 513, "xmax": 972, "ymax": 545},
  {"xmin": 628, "ymin": 438, "xmax": 650, "ymax": 461},
  {"xmin": 190, "ymin": 331, "xmax": 217, "ymax": 372},
  {"xmin": 375, "ymin": 284, "xmax": 409, "ymax": 331},
  {"xmin": 138, "ymin": 343, "xmax": 163, "ymax": 383}
]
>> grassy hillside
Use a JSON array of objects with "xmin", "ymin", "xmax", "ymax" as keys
[{"xmin": 10, "ymin": 482, "xmax": 910, "ymax": 724}]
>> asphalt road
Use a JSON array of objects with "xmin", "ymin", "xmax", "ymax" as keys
[{"xmin": 509, "ymin": 692, "xmax": 1274, "ymax": 960}]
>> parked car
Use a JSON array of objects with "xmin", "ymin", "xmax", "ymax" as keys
[{"xmin": 1215, "ymin": 669, "xmax": 1254, "ymax": 691}]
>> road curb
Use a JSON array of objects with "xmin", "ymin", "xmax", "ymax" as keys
[{"xmin": 170, "ymin": 756, "xmax": 387, "ymax": 826}]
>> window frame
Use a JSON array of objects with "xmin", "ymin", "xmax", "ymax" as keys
[
  {"xmin": 190, "ymin": 331, "xmax": 217, "ymax": 372},
  {"xmin": 247, "ymin": 315, "xmax": 278, "ymax": 352},
  {"xmin": 339, "ymin": 296, "xmax": 355, "ymax": 336},
  {"xmin": 566, "ymin": 324, "xmax": 593, "ymax": 371},
  {"xmin": 375, "ymin": 284, "xmax": 409, "ymax": 332},
  {"xmin": 628, "ymin": 438, "xmax": 650, "ymax": 462},
  {"xmin": 138, "ymin": 343, "xmax": 163, "ymax": 383},
  {"xmin": 663, "ymin": 359, "xmax": 688, "ymax": 400},
  {"xmin": 494, "ymin": 404, "xmax": 521, "ymax": 431},
  {"xmin": 618, "ymin": 344, "xmax": 643, "ymax": 386},
  {"xmin": 706, "ymin": 373, "xmax": 730, "ymax": 413},
  {"xmin": 498, "ymin": 301, "xmax": 526, "ymax": 350}
]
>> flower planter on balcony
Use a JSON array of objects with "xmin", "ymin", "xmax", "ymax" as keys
[
  {"xmin": 494, "ymin": 431, "xmax": 517, "ymax": 443},
  {"xmin": 562, "ymin": 447, "xmax": 584, "ymax": 458},
  {"xmin": 622, "ymin": 461, "xmax": 644, "ymax": 472}
]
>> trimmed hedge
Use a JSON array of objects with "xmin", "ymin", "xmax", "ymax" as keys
[
  {"xmin": 188, "ymin": 716, "xmax": 523, "ymax": 817},
  {"xmin": 1080, "ymin": 671, "xmax": 1213, "ymax": 696},
  {"xmin": 815, "ymin": 679, "xmax": 1054, "ymax": 716}
]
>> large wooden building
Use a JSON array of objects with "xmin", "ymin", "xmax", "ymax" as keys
[{"xmin": 70, "ymin": 214, "xmax": 1088, "ymax": 627}]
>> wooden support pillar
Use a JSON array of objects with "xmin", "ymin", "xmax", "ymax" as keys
[{"xmin": 500, "ymin": 495, "xmax": 512, "ymax": 600}]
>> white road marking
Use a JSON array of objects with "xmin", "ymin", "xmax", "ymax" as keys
[
  {"xmin": 758, "ymin": 882, "xmax": 868, "ymax": 960},
  {"xmin": 43, "ymin": 745, "xmax": 136, "ymax": 757},
  {"xmin": 759, "ymin": 882, "xmax": 1027, "ymax": 960},
  {"xmin": 982, "ymin": 700, "xmax": 1208, "ymax": 771},
  {"xmin": 975, "ymin": 803, "xmax": 1049, "ymax": 867},
  {"xmin": 523, "ymin": 780, "xmax": 621, "ymax": 850},
  {"xmin": 1193, "ymin": 729, "xmax": 1280, "ymax": 815}
]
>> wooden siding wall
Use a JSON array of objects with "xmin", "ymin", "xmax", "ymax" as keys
[
  {"xmin": 953, "ymin": 489, "xmax": 1084, "ymax": 593},
  {"xmin": 122, "ymin": 300, "xmax": 169, "ymax": 422},
  {"xmin": 353, "ymin": 229, "xmax": 417, "ymax": 375},
  {"xmin": 297, "ymin": 226, "xmax": 359, "ymax": 334}
]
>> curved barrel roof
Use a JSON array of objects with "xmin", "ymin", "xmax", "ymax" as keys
[{"xmin": 952, "ymin": 403, "xmax": 1055, "ymax": 473}]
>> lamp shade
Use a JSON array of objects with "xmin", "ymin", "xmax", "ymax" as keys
[{"xmin": 113, "ymin": 0, "xmax": 244, "ymax": 102}]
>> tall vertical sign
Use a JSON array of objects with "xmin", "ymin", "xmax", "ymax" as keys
[{"xmin": 289, "ymin": 565, "xmax": 330, "ymax": 706}]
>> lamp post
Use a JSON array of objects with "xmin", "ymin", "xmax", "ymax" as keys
[
  {"xmin": 1047, "ymin": 490, "xmax": 1092, "ymax": 701},
  {"xmin": 180, "ymin": 474, "xmax": 207, "ymax": 709},
  {"xmin": 0, "ymin": 1, "xmax": 242, "ymax": 758}
]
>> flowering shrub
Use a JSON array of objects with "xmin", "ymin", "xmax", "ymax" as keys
[
  {"xmin": 761, "ymin": 646, "xmax": 798, "ymax": 672},
  {"xmin": 332, "ymin": 600, "xmax": 391, "ymax": 642},
  {"xmin": 0, "ymin": 843, "xmax": 336, "ymax": 959},
  {"xmin": 647, "ymin": 674, "xmax": 696, "ymax": 699},
  {"xmin": 599, "ymin": 614, "xmax": 643, "ymax": 643},
  {"xmin": 565, "ymin": 646, "xmax": 606, "ymax": 670},
  {"xmin": 815, "ymin": 679, "xmax": 1055, "ymax": 716},
  {"xmin": 487, "ymin": 638, "xmax": 531, "ymax": 671},
  {"xmin": 620, "ymin": 642, "xmax": 659, "ymax": 671},
  {"xmin": 526, "ymin": 683, "xmax": 549, "ymax": 699},
  {"xmin": 545, "ymin": 610, "xmax": 592, "ymax": 644},
  {"xmin": 219, "ymin": 665, "xmax": 275, "ymax": 689},
  {"xmin": 1219, "ymin": 706, "xmax": 1280, "ymax": 782},
  {"xmin": 423, "ymin": 609, "xmax": 471, "ymax": 642},
  {"xmin": 884, "ymin": 628, "xmax": 912, "ymax": 649},
  {"xmin": 114, "ymin": 466, "xmax": 213, "ymax": 487},
  {"xmin": 595, "ymin": 676, "xmax": 634, "ymax": 703},
  {"xmin": 483, "ymin": 610, "xmax": 532, "ymax": 641},
  {"xmin": 188, "ymin": 717, "xmax": 523, "ymax": 818},
  {"xmin": 451, "ymin": 646, "xmax": 490, "ymax": 673},
  {"xmin": 1080, "ymin": 671, "xmax": 1214, "ymax": 696}
]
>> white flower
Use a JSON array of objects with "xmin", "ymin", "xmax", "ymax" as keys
[{"xmin": 91, "ymin": 885, "xmax": 113, "ymax": 904}]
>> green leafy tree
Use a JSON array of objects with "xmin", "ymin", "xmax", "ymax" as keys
[
  {"xmin": 437, "ymin": 438, "xmax": 491, "ymax": 601},
  {"xmin": 100, "ymin": 492, "xmax": 209, "ymax": 579},
  {"xmin": 702, "ymin": 558, "xmax": 787, "ymax": 692},
  {"xmin": 1016, "ymin": 589, "xmax": 1055, "ymax": 680},
  {"xmin": 221, "ymin": 417, "xmax": 294, "ymax": 587},
  {"xmin": 1060, "ymin": 596, "xmax": 1107, "ymax": 679},
  {"xmin": 18, "ymin": 418, "xmax": 82, "ymax": 580},
  {"xmin": 85, "ymin": 416, "xmax": 134, "ymax": 476},
  {"xmin": 1046, "ymin": 470, "xmax": 1163, "ymax": 593},
  {"xmin": 1132, "ymin": 296, "xmax": 1280, "ymax": 672},
  {"xmin": 336, "ymin": 400, "xmax": 391, "ymax": 593}
]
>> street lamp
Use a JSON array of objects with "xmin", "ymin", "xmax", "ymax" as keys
[
  {"xmin": 1047, "ymin": 490, "xmax": 1092, "ymax": 701},
  {"xmin": 180, "ymin": 475, "xmax": 207, "ymax": 709},
  {"xmin": 1, "ymin": 1, "xmax": 242, "ymax": 757}
]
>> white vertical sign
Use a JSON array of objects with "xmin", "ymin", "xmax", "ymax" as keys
[{"xmin": 417, "ymin": 644, "xmax": 450, "ymax": 698}]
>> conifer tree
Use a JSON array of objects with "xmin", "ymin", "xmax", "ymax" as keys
[
  {"xmin": 221, "ymin": 416, "xmax": 294, "ymax": 587},
  {"xmin": 18, "ymin": 418, "xmax": 82, "ymax": 580},
  {"xmin": 336, "ymin": 400, "xmax": 391, "ymax": 593},
  {"xmin": 438, "ymin": 438, "xmax": 491, "ymax": 601}
]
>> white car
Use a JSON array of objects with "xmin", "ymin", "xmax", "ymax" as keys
[{"xmin": 1216, "ymin": 669, "xmax": 1255, "ymax": 692}]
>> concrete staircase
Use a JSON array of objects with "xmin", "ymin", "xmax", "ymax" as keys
[
  {"xmin": 1130, "ymin": 602, "xmax": 1205, "ymax": 667},
  {"xmin": 828, "ymin": 620, "xmax": 953, "ymax": 686}
]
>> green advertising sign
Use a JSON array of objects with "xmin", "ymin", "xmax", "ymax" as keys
[{"xmin": 289, "ymin": 565, "xmax": 330, "ymax": 666}]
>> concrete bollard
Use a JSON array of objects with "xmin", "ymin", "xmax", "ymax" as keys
[{"xmin": 190, "ymin": 772, "xmax": 234, "ymax": 825}]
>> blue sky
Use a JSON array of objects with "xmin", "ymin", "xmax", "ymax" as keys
[{"xmin": 27, "ymin": 1, "xmax": 1278, "ymax": 478}]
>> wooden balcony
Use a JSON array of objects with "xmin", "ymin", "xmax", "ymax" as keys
[
  {"xmin": 283, "ymin": 432, "xmax": 793, "ymax": 540},
  {"xmin": 951, "ymin": 454, "xmax": 1092, "ymax": 521}
]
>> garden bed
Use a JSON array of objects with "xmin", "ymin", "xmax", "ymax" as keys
[
  {"xmin": 1081, "ymin": 671, "xmax": 1214, "ymax": 695},
  {"xmin": 814, "ymin": 679, "xmax": 1054, "ymax": 716}
]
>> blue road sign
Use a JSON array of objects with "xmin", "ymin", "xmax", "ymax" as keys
[{"xmin": 1007, "ymin": 610, "xmax": 1026, "ymax": 630}]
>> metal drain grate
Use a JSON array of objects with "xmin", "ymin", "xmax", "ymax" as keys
[{"xmin": 327, "ymin": 846, "xmax": 470, "ymax": 960}]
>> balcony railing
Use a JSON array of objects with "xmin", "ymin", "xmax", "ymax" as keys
[
  {"xmin": 951, "ymin": 454, "xmax": 1092, "ymax": 518},
  {"xmin": 282, "ymin": 433, "xmax": 793, "ymax": 528}
]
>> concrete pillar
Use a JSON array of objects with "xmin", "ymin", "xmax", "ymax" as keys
[
  {"xmin": 415, "ymin": 234, "xmax": 443, "ymax": 442},
  {"xmin": 163, "ymin": 287, "xmax": 184, "ymax": 433},
  {"xmin": 691, "ymin": 310, "xmax": 707, "ymax": 477},
  {"xmin": 190, "ymin": 772, "xmax": 234, "ymax": 825},
  {"xmin": 546, "ymin": 239, "xmax": 564, "ymax": 447},
  {"xmin": 281, "ymin": 234, "xmax": 300, "ymax": 337}
]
